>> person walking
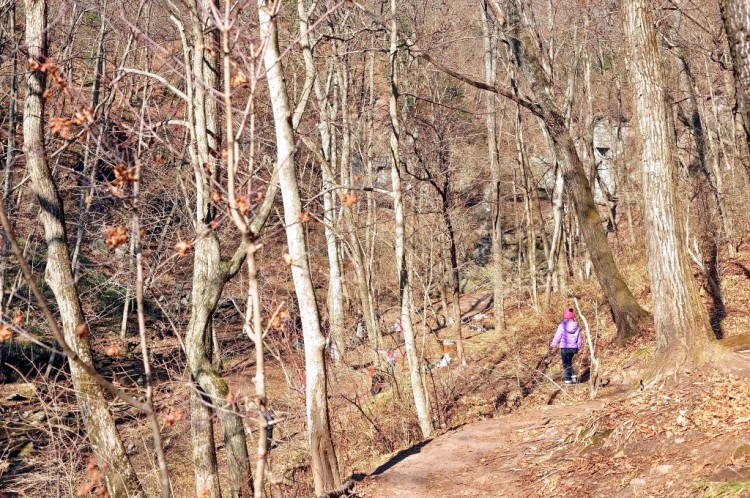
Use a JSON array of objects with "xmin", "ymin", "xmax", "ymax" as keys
[{"xmin": 550, "ymin": 308, "xmax": 582, "ymax": 384}]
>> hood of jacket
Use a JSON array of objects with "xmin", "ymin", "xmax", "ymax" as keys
[{"xmin": 563, "ymin": 320, "xmax": 579, "ymax": 333}]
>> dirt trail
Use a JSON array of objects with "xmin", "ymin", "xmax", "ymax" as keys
[{"xmin": 361, "ymin": 398, "xmax": 604, "ymax": 497}]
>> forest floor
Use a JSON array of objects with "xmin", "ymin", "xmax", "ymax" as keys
[
  {"xmin": 352, "ymin": 258, "xmax": 750, "ymax": 498},
  {"xmin": 4, "ymin": 248, "xmax": 750, "ymax": 496},
  {"xmin": 358, "ymin": 373, "xmax": 750, "ymax": 497}
]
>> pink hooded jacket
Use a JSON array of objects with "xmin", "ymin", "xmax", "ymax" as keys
[{"xmin": 550, "ymin": 320, "xmax": 582, "ymax": 350}]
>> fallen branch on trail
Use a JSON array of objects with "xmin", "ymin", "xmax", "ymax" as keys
[{"xmin": 318, "ymin": 479, "xmax": 354, "ymax": 498}]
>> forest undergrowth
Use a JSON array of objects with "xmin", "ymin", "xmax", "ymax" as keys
[{"xmin": 6, "ymin": 239, "xmax": 750, "ymax": 496}]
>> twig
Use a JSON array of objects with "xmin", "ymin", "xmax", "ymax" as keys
[{"xmin": 573, "ymin": 298, "xmax": 600, "ymax": 399}]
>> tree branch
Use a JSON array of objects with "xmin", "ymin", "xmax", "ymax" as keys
[{"xmin": 122, "ymin": 67, "xmax": 189, "ymax": 102}]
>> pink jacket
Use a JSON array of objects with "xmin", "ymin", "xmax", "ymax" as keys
[{"xmin": 550, "ymin": 320, "xmax": 582, "ymax": 350}]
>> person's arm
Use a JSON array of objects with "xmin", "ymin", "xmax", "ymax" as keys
[
  {"xmin": 550, "ymin": 323, "xmax": 563, "ymax": 348},
  {"xmin": 578, "ymin": 329, "xmax": 583, "ymax": 350}
]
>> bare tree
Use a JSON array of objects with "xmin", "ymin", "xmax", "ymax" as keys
[
  {"xmin": 621, "ymin": 0, "xmax": 728, "ymax": 378},
  {"xmin": 719, "ymin": 0, "xmax": 750, "ymax": 152},
  {"xmin": 487, "ymin": 0, "xmax": 649, "ymax": 343},
  {"xmin": 258, "ymin": 0, "xmax": 342, "ymax": 493},
  {"xmin": 481, "ymin": 0, "xmax": 506, "ymax": 331},
  {"xmin": 389, "ymin": 0, "xmax": 433, "ymax": 438},
  {"xmin": 22, "ymin": 0, "xmax": 143, "ymax": 494}
]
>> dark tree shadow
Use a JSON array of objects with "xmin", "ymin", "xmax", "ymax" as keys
[
  {"xmin": 579, "ymin": 367, "xmax": 591, "ymax": 383},
  {"xmin": 370, "ymin": 439, "xmax": 433, "ymax": 476},
  {"xmin": 706, "ymin": 242, "xmax": 725, "ymax": 339}
]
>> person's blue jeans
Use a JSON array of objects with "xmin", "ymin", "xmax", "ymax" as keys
[{"xmin": 560, "ymin": 348, "xmax": 578, "ymax": 382}]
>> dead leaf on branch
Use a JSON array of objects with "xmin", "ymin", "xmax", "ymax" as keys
[
  {"xmin": 231, "ymin": 71, "xmax": 249, "ymax": 88},
  {"xmin": 75, "ymin": 456, "xmax": 106, "ymax": 497},
  {"xmin": 162, "ymin": 408, "xmax": 184, "ymax": 427},
  {"xmin": 49, "ymin": 117, "xmax": 74, "ymax": 139},
  {"xmin": 236, "ymin": 198, "xmax": 249, "ymax": 216},
  {"xmin": 105, "ymin": 225, "xmax": 128, "ymax": 250},
  {"xmin": 75, "ymin": 323, "xmax": 90, "ymax": 339},
  {"xmin": 12, "ymin": 311, "xmax": 22, "ymax": 326},
  {"xmin": 113, "ymin": 164, "xmax": 137, "ymax": 185},
  {"xmin": 175, "ymin": 240, "xmax": 191, "ymax": 256},
  {"xmin": 0, "ymin": 324, "xmax": 12, "ymax": 342},
  {"xmin": 341, "ymin": 192, "xmax": 358, "ymax": 207}
]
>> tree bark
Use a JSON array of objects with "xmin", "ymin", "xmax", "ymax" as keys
[
  {"xmin": 389, "ymin": 0, "xmax": 433, "ymax": 438},
  {"xmin": 23, "ymin": 0, "xmax": 143, "ymax": 495},
  {"xmin": 176, "ymin": 1, "xmax": 252, "ymax": 494},
  {"xmin": 481, "ymin": 0, "xmax": 506, "ymax": 331},
  {"xmin": 668, "ymin": 4, "xmax": 735, "ymax": 258},
  {"xmin": 258, "ymin": 1, "xmax": 342, "ymax": 494},
  {"xmin": 719, "ymin": 0, "xmax": 750, "ymax": 152},
  {"xmin": 622, "ymin": 0, "xmax": 723, "ymax": 378},
  {"xmin": 0, "ymin": 2, "xmax": 17, "ymax": 317}
]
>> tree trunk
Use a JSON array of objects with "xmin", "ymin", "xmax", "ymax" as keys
[
  {"xmin": 481, "ymin": 0, "xmax": 506, "ymax": 331},
  {"xmin": 0, "ymin": 2, "xmax": 17, "ymax": 317},
  {"xmin": 389, "ymin": 0, "xmax": 433, "ymax": 439},
  {"xmin": 668, "ymin": 4, "xmax": 735, "ymax": 259},
  {"xmin": 622, "ymin": 0, "xmax": 723, "ymax": 378},
  {"xmin": 258, "ymin": 1, "xmax": 342, "ymax": 494},
  {"xmin": 719, "ymin": 0, "xmax": 750, "ymax": 152},
  {"xmin": 23, "ymin": 1, "xmax": 143, "ymax": 495},
  {"xmin": 494, "ymin": 0, "xmax": 649, "ymax": 343},
  {"xmin": 515, "ymin": 106, "xmax": 540, "ymax": 312},
  {"xmin": 179, "ymin": 1, "xmax": 252, "ymax": 494}
]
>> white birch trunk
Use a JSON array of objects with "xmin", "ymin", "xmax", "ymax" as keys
[{"xmin": 23, "ymin": 0, "xmax": 142, "ymax": 494}]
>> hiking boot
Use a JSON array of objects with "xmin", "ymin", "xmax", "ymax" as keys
[
  {"xmin": 564, "ymin": 379, "xmax": 574, "ymax": 385},
  {"xmin": 572, "ymin": 375, "xmax": 579, "ymax": 384}
]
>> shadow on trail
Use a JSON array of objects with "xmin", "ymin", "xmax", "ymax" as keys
[{"xmin": 370, "ymin": 439, "xmax": 433, "ymax": 476}]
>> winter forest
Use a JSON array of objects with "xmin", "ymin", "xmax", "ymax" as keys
[{"xmin": 2, "ymin": 0, "xmax": 750, "ymax": 496}]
